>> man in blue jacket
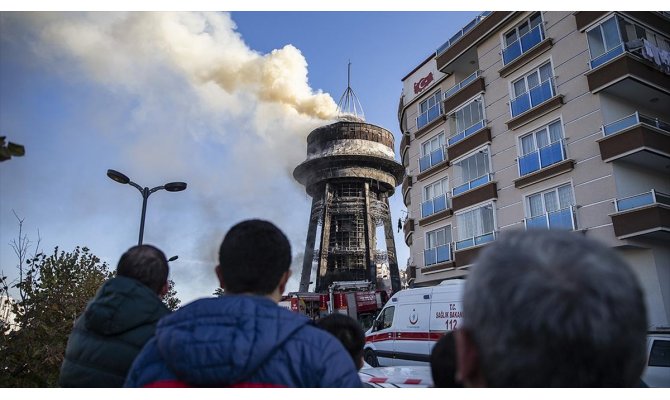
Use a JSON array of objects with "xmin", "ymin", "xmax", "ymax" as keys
[
  {"xmin": 125, "ymin": 219, "xmax": 362, "ymax": 388},
  {"xmin": 59, "ymin": 245, "xmax": 171, "ymax": 387}
]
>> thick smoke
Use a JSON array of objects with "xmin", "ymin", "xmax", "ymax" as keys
[{"xmin": 6, "ymin": 12, "xmax": 338, "ymax": 302}]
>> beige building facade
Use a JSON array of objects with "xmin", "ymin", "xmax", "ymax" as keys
[{"xmin": 398, "ymin": 11, "xmax": 670, "ymax": 328}]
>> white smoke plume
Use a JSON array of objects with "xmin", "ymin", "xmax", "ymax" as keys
[{"xmin": 4, "ymin": 11, "xmax": 339, "ymax": 302}]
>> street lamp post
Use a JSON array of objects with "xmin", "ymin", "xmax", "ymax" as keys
[{"xmin": 107, "ymin": 169, "xmax": 187, "ymax": 245}]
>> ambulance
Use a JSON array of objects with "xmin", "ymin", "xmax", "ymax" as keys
[{"xmin": 363, "ymin": 279, "xmax": 465, "ymax": 367}]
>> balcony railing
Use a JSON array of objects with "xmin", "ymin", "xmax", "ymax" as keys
[
  {"xmin": 510, "ymin": 77, "xmax": 555, "ymax": 117},
  {"xmin": 447, "ymin": 119, "xmax": 486, "ymax": 146},
  {"xmin": 590, "ymin": 43, "xmax": 625, "ymax": 69},
  {"xmin": 615, "ymin": 189, "xmax": 670, "ymax": 212},
  {"xmin": 518, "ymin": 139, "xmax": 566, "ymax": 176},
  {"xmin": 453, "ymin": 173, "xmax": 491, "ymax": 196},
  {"xmin": 445, "ymin": 71, "xmax": 481, "ymax": 99},
  {"xmin": 602, "ymin": 112, "xmax": 670, "ymax": 137},
  {"xmin": 418, "ymin": 146, "xmax": 447, "ymax": 173},
  {"xmin": 455, "ymin": 230, "xmax": 496, "ymax": 251},
  {"xmin": 417, "ymin": 103, "xmax": 443, "ymax": 130},
  {"xmin": 436, "ymin": 12, "xmax": 492, "ymax": 56},
  {"xmin": 502, "ymin": 24, "xmax": 545, "ymax": 65},
  {"xmin": 424, "ymin": 243, "xmax": 453, "ymax": 266},
  {"xmin": 524, "ymin": 206, "xmax": 576, "ymax": 230},
  {"xmin": 421, "ymin": 193, "xmax": 451, "ymax": 219}
]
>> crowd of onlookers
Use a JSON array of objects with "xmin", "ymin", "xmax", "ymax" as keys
[{"xmin": 58, "ymin": 219, "xmax": 649, "ymax": 388}]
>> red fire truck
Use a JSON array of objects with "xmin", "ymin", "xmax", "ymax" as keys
[{"xmin": 286, "ymin": 281, "xmax": 389, "ymax": 330}]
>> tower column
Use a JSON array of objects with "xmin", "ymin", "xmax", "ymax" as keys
[
  {"xmin": 299, "ymin": 196, "xmax": 319, "ymax": 292},
  {"xmin": 383, "ymin": 194, "xmax": 401, "ymax": 294},
  {"xmin": 363, "ymin": 182, "xmax": 377, "ymax": 289},
  {"xmin": 316, "ymin": 183, "xmax": 332, "ymax": 292}
]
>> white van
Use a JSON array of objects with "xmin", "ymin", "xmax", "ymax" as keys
[{"xmin": 363, "ymin": 279, "xmax": 465, "ymax": 367}]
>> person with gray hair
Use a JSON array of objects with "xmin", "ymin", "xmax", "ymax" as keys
[{"xmin": 454, "ymin": 230, "xmax": 648, "ymax": 387}]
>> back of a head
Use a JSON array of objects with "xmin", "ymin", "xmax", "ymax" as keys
[
  {"xmin": 430, "ymin": 331, "xmax": 462, "ymax": 388},
  {"xmin": 218, "ymin": 219, "xmax": 291, "ymax": 295},
  {"xmin": 316, "ymin": 313, "xmax": 365, "ymax": 369},
  {"xmin": 463, "ymin": 230, "xmax": 647, "ymax": 387},
  {"xmin": 116, "ymin": 244, "xmax": 169, "ymax": 294}
]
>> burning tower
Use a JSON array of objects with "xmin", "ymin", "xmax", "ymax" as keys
[{"xmin": 293, "ymin": 65, "xmax": 404, "ymax": 293}]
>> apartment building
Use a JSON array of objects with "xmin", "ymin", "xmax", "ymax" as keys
[{"xmin": 398, "ymin": 11, "xmax": 670, "ymax": 327}]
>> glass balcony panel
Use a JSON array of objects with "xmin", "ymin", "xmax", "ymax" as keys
[
  {"xmin": 436, "ymin": 244, "xmax": 452, "ymax": 263},
  {"xmin": 430, "ymin": 147, "xmax": 445, "ymax": 167},
  {"xmin": 520, "ymin": 24, "xmax": 543, "ymax": 53},
  {"xmin": 538, "ymin": 141, "xmax": 563, "ymax": 168},
  {"xmin": 511, "ymin": 93, "xmax": 531, "ymax": 117},
  {"xmin": 548, "ymin": 208, "xmax": 573, "ymax": 230},
  {"xmin": 616, "ymin": 192, "xmax": 655, "ymax": 211},
  {"xmin": 502, "ymin": 41, "xmax": 522, "ymax": 65},
  {"xmin": 424, "ymin": 248, "xmax": 437, "ymax": 266},
  {"xmin": 417, "ymin": 113, "xmax": 428, "ymax": 129},
  {"xmin": 419, "ymin": 154, "xmax": 431, "ymax": 172},
  {"xmin": 421, "ymin": 200, "xmax": 434, "ymax": 218},
  {"xmin": 463, "ymin": 120, "xmax": 485, "ymax": 137},
  {"xmin": 519, "ymin": 151, "xmax": 541, "ymax": 175},
  {"xmin": 428, "ymin": 104, "xmax": 441, "ymax": 122},
  {"xmin": 603, "ymin": 114, "xmax": 638, "ymax": 136},
  {"xmin": 529, "ymin": 79, "xmax": 553, "ymax": 107},
  {"xmin": 434, "ymin": 194, "xmax": 447, "ymax": 213},
  {"xmin": 590, "ymin": 43, "xmax": 624, "ymax": 69},
  {"xmin": 526, "ymin": 214, "xmax": 548, "ymax": 229},
  {"xmin": 448, "ymin": 131, "xmax": 466, "ymax": 146},
  {"xmin": 453, "ymin": 183, "xmax": 469, "ymax": 196},
  {"xmin": 469, "ymin": 174, "xmax": 490, "ymax": 190},
  {"xmin": 474, "ymin": 232, "xmax": 495, "ymax": 246},
  {"xmin": 657, "ymin": 192, "xmax": 670, "ymax": 206},
  {"xmin": 455, "ymin": 238, "xmax": 473, "ymax": 250}
]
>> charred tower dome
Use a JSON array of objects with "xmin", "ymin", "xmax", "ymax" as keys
[{"xmin": 293, "ymin": 64, "xmax": 404, "ymax": 293}]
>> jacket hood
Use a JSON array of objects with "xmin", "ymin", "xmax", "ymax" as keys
[
  {"xmin": 83, "ymin": 276, "xmax": 168, "ymax": 336},
  {"xmin": 153, "ymin": 295, "xmax": 310, "ymax": 386}
]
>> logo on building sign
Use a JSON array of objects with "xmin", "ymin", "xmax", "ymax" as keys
[
  {"xmin": 413, "ymin": 72, "xmax": 434, "ymax": 94},
  {"xmin": 409, "ymin": 309, "xmax": 419, "ymax": 325}
]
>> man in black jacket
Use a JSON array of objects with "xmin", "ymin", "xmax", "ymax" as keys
[{"xmin": 59, "ymin": 244, "xmax": 171, "ymax": 387}]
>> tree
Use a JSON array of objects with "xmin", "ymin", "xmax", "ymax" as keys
[
  {"xmin": 0, "ymin": 136, "xmax": 25, "ymax": 162},
  {"xmin": 0, "ymin": 246, "xmax": 112, "ymax": 387},
  {"xmin": 163, "ymin": 279, "xmax": 181, "ymax": 311}
]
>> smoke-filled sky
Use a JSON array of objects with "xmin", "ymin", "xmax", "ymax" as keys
[{"xmin": 0, "ymin": 10, "xmax": 480, "ymax": 303}]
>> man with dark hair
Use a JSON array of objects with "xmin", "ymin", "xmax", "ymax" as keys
[
  {"xmin": 430, "ymin": 331, "xmax": 462, "ymax": 388},
  {"xmin": 125, "ymin": 219, "xmax": 362, "ymax": 388},
  {"xmin": 59, "ymin": 245, "xmax": 171, "ymax": 387},
  {"xmin": 316, "ymin": 313, "xmax": 366, "ymax": 370},
  {"xmin": 455, "ymin": 230, "xmax": 648, "ymax": 387}
]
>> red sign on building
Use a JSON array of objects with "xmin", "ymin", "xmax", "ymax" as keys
[{"xmin": 413, "ymin": 72, "xmax": 434, "ymax": 94}]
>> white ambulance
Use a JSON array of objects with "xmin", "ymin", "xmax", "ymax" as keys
[{"xmin": 363, "ymin": 279, "xmax": 465, "ymax": 367}]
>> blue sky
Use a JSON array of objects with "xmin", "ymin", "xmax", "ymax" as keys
[{"xmin": 0, "ymin": 11, "xmax": 480, "ymax": 303}]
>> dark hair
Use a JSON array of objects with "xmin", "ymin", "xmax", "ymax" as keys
[
  {"xmin": 430, "ymin": 331, "xmax": 462, "ymax": 388},
  {"xmin": 218, "ymin": 219, "xmax": 291, "ymax": 295},
  {"xmin": 316, "ymin": 314, "xmax": 365, "ymax": 369},
  {"xmin": 116, "ymin": 244, "xmax": 169, "ymax": 294},
  {"xmin": 463, "ymin": 230, "xmax": 647, "ymax": 387}
]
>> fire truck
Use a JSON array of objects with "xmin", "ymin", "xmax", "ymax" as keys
[{"xmin": 286, "ymin": 280, "xmax": 389, "ymax": 330}]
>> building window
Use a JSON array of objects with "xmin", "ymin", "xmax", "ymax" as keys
[
  {"xmin": 452, "ymin": 148, "xmax": 491, "ymax": 196},
  {"xmin": 525, "ymin": 183, "xmax": 576, "ymax": 230},
  {"xmin": 421, "ymin": 177, "xmax": 450, "ymax": 218},
  {"xmin": 455, "ymin": 204, "xmax": 495, "ymax": 250},
  {"xmin": 518, "ymin": 120, "xmax": 566, "ymax": 176},
  {"xmin": 417, "ymin": 90, "xmax": 443, "ymax": 130},
  {"xmin": 502, "ymin": 12, "xmax": 545, "ymax": 65},
  {"xmin": 447, "ymin": 97, "xmax": 486, "ymax": 146},
  {"xmin": 587, "ymin": 14, "xmax": 670, "ymax": 69},
  {"xmin": 424, "ymin": 225, "xmax": 453, "ymax": 266},
  {"xmin": 419, "ymin": 131, "xmax": 446, "ymax": 172},
  {"xmin": 510, "ymin": 61, "xmax": 555, "ymax": 117}
]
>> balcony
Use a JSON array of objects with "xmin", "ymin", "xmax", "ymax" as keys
[
  {"xmin": 436, "ymin": 12, "xmax": 492, "ymax": 56},
  {"xmin": 419, "ymin": 146, "xmax": 447, "ymax": 173},
  {"xmin": 402, "ymin": 175, "xmax": 412, "ymax": 207},
  {"xmin": 455, "ymin": 231, "xmax": 496, "ymax": 251},
  {"xmin": 611, "ymin": 190, "xmax": 670, "ymax": 240},
  {"xmin": 519, "ymin": 140, "xmax": 567, "ymax": 176},
  {"xmin": 443, "ymin": 71, "xmax": 486, "ymax": 114},
  {"xmin": 417, "ymin": 103, "xmax": 443, "ymax": 131},
  {"xmin": 507, "ymin": 78, "xmax": 563, "ymax": 130},
  {"xmin": 424, "ymin": 243, "xmax": 453, "ymax": 267},
  {"xmin": 421, "ymin": 193, "xmax": 450, "ymax": 219},
  {"xmin": 403, "ymin": 218, "xmax": 415, "ymax": 246},
  {"xmin": 452, "ymin": 180, "xmax": 498, "ymax": 212},
  {"xmin": 524, "ymin": 206, "xmax": 577, "ymax": 231},
  {"xmin": 499, "ymin": 24, "xmax": 553, "ymax": 78},
  {"xmin": 453, "ymin": 173, "xmax": 491, "ymax": 197},
  {"xmin": 447, "ymin": 119, "xmax": 486, "ymax": 147},
  {"xmin": 598, "ymin": 112, "xmax": 670, "ymax": 172}
]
